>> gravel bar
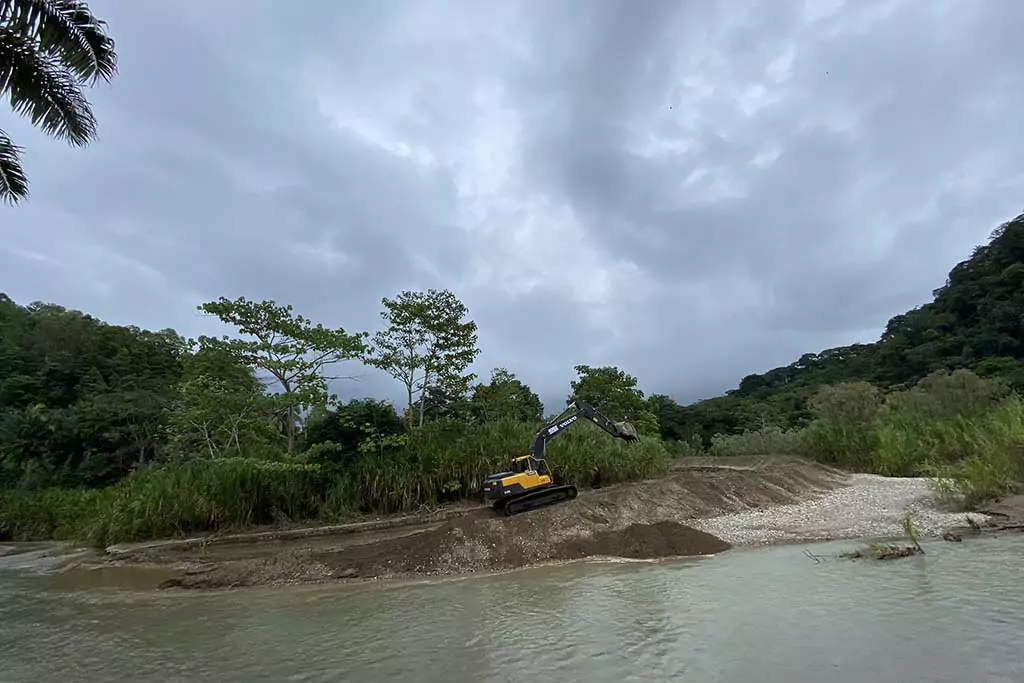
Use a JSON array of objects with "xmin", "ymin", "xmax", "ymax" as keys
[{"xmin": 690, "ymin": 473, "xmax": 989, "ymax": 545}]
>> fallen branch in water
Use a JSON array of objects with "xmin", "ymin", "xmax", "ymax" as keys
[
  {"xmin": 842, "ymin": 512, "xmax": 925, "ymax": 561},
  {"xmin": 842, "ymin": 542, "xmax": 923, "ymax": 560}
]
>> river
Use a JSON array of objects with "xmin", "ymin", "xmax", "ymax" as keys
[{"xmin": 2, "ymin": 535, "xmax": 1022, "ymax": 683}]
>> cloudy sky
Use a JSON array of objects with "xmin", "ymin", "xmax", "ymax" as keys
[{"xmin": 2, "ymin": 0, "xmax": 1022, "ymax": 413}]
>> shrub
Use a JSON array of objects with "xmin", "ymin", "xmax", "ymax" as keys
[{"xmin": 708, "ymin": 425, "xmax": 802, "ymax": 457}]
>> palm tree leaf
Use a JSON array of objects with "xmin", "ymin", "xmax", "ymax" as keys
[
  {"xmin": 0, "ymin": 26, "xmax": 96, "ymax": 146},
  {"xmin": 0, "ymin": 128, "xmax": 30, "ymax": 204},
  {"xmin": 1, "ymin": 0, "xmax": 117, "ymax": 84}
]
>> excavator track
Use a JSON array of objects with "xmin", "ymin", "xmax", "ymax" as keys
[{"xmin": 497, "ymin": 484, "xmax": 578, "ymax": 516}]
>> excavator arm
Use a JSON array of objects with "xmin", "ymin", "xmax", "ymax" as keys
[{"xmin": 529, "ymin": 399, "xmax": 639, "ymax": 461}]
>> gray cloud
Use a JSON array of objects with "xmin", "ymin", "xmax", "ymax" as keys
[{"xmin": 2, "ymin": 0, "xmax": 1022, "ymax": 412}]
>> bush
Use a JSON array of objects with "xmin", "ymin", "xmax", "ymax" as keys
[{"xmin": 708, "ymin": 425, "xmax": 802, "ymax": 457}]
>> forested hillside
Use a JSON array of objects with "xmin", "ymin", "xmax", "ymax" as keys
[{"xmin": 653, "ymin": 212, "xmax": 1024, "ymax": 446}]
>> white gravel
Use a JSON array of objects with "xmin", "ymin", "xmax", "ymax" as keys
[{"xmin": 690, "ymin": 473, "xmax": 989, "ymax": 545}]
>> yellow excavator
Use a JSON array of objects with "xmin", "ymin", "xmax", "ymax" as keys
[{"xmin": 482, "ymin": 400, "xmax": 639, "ymax": 516}]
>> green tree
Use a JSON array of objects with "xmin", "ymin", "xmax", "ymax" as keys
[
  {"xmin": 470, "ymin": 367, "xmax": 543, "ymax": 424},
  {"xmin": 302, "ymin": 398, "xmax": 404, "ymax": 456},
  {"xmin": 567, "ymin": 364, "xmax": 659, "ymax": 434},
  {"xmin": 197, "ymin": 297, "xmax": 367, "ymax": 453},
  {"xmin": 0, "ymin": 295, "xmax": 185, "ymax": 487},
  {"xmin": 1, "ymin": 0, "xmax": 118, "ymax": 204},
  {"xmin": 365, "ymin": 289, "xmax": 480, "ymax": 428},
  {"xmin": 165, "ymin": 347, "xmax": 282, "ymax": 459}
]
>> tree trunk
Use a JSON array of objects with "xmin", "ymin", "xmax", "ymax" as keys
[
  {"xmin": 286, "ymin": 406, "xmax": 296, "ymax": 453},
  {"xmin": 418, "ymin": 367, "xmax": 431, "ymax": 428},
  {"xmin": 405, "ymin": 367, "xmax": 415, "ymax": 429}
]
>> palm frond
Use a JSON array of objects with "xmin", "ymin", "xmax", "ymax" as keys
[
  {"xmin": 0, "ymin": 129, "xmax": 30, "ymax": 204},
  {"xmin": 1, "ymin": 0, "xmax": 117, "ymax": 83},
  {"xmin": 0, "ymin": 26, "xmax": 96, "ymax": 146}
]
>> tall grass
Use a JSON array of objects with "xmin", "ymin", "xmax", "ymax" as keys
[
  {"xmin": 347, "ymin": 418, "xmax": 670, "ymax": 512},
  {"xmin": 708, "ymin": 425, "xmax": 802, "ymax": 457},
  {"xmin": 0, "ymin": 418, "xmax": 670, "ymax": 546},
  {"xmin": 707, "ymin": 370, "xmax": 1024, "ymax": 509},
  {"xmin": 0, "ymin": 459, "xmax": 331, "ymax": 547}
]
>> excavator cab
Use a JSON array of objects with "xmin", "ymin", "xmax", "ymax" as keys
[{"xmin": 511, "ymin": 455, "xmax": 548, "ymax": 476}]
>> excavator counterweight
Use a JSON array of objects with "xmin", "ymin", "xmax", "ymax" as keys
[{"xmin": 482, "ymin": 400, "xmax": 639, "ymax": 516}]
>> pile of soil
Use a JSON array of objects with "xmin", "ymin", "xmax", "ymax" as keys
[
  {"xmin": 158, "ymin": 517, "xmax": 730, "ymax": 590},
  {"xmin": 556, "ymin": 521, "xmax": 730, "ymax": 561}
]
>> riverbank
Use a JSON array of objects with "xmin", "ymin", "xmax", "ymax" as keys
[{"xmin": 27, "ymin": 455, "xmax": 1015, "ymax": 590}]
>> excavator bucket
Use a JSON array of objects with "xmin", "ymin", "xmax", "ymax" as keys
[{"xmin": 614, "ymin": 421, "xmax": 639, "ymax": 441}]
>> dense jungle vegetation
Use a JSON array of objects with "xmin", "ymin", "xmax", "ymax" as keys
[{"xmin": 3, "ymin": 213, "xmax": 1024, "ymax": 546}]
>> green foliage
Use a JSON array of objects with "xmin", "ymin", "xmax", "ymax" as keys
[
  {"xmin": 197, "ymin": 296, "xmax": 368, "ymax": 452},
  {"xmin": 707, "ymin": 370, "xmax": 1024, "ymax": 508},
  {"xmin": 364, "ymin": 289, "xmax": 481, "ymax": 428},
  {"xmin": 345, "ymin": 418, "xmax": 670, "ymax": 513},
  {"xmin": 164, "ymin": 374, "xmax": 283, "ymax": 460},
  {"xmin": 801, "ymin": 381, "xmax": 883, "ymax": 469},
  {"xmin": 0, "ymin": 487, "xmax": 105, "ymax": 541},
  {"xmin": 0, "ymin": 458, "xmax": 335, "ymax": 546},
  {"xmin": 567, "ymin": 364, "xmax": 659, "ymax": 434},
  {"xmin": 708, "ymin": 425, "xmax": 803, "ymax": 457},
  {"xmin": 0, "ymin": 296, "xmax": 185, "ymax": 487},
  {"xmin": 469, "ymin": 367, "xmax": 544, "ymax": 424},
  {"xmin": 299, "ymin": 398, "xmax": 405, "ymax": 466},
  {"xmin": 1, "ymin": 0, "xmax": 118, "ymax": 204}
]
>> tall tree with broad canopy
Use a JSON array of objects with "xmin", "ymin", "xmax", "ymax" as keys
[
  {"xmin": 197, "ymin": 297, "xmax": 368, "ymax": 453},
  {"xmin": 567, "ymin": 364, "xmax": 659, "ymax": 434},
  {"xmin": 365, "ymin": 289, "xmax": 481, "ymax": 428},
  {"xmin": 0, "ymin": 0, "xmax": 118, "ymax": 204}
]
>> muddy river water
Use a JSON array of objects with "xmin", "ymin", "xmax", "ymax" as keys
[{"xmin": 2, "ymin": 535, "xmax": 1023, "ymax": 683}]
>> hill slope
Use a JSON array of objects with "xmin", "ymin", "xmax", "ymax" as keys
[{"xmin": 659, "ymin": 212, "xmax": 1024, "ymax": 444}]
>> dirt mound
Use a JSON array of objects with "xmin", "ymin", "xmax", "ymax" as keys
[
  {"xmin": 158, "ymin": 517, "xmax": 729, "ymax": 589},
  {"xmin": 556, "ymin": 521, "xmax": 730, "ymax": 560}
]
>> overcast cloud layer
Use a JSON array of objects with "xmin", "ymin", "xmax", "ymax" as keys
[{"xmin": 2, "ymin": 0, "xmax": 1023, "ymax": 412}]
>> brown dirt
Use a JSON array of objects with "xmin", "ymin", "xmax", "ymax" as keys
[{"xmin": 73, "ymin": 455, "xmax": 851, "ymax": 590}]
